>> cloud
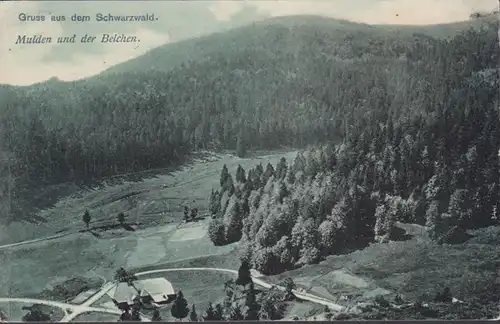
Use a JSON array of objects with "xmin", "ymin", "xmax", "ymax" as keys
[
  {"xmin": 0, "ymin": 1, "xmax": 57, "ymax": 56},
  {"xmin": 209, "ymin": 1, "xmax": 246, "ymax": 21},
  {"xmin": 1, "ymin": 26, "xmax": 170, "ymax": 85},
  {"xmin": 354, "ymin": 0, "xmax": 499, "ymax": 25},
  {"xmin": 1, "ymin": 0, "xmax": 497, "ymax": 85},
  {"xmin": 0, "ymin": 1, "xmax": 202, "ymax": 85},
  {"xmin": 247, "ymin": 0, "xmax": 498, "ymax": 24},
  {"xmin": 54, "ymin": 28, "xmax": 170, "ymax": 81},
  {"xmin": 0, "ymin": 1, "xmax": 249, "ymax": 85}
]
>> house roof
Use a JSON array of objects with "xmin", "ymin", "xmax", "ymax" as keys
[
  {"xmin": 107, "ymin": 282, "xmax": 139, "ymax": 303},
  {"xmin": 137, "ymin": 278, "xmax": 174, "ymax": 297},
  {"xmin": 107, "ymin": 278, "xmax": 175, "ymax": 304}
]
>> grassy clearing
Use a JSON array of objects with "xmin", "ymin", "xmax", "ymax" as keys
[
  {"xmin": 0, "ymin": 151, "xmax": 298, "ymax": 246},
  {"xmin": 128, "ymin": 251, "xmax": 336, "ymax": 321},
  {"xmin": 87, "ymin": 262, "xmax": 324, "ymax": 321},
  {"xmin": 0, "ymin": 219, "xmax": 238, "ymax": 300},
  {"xmin": 263, "ymin": 223, "xmax": 500, "ymax": 319},
  {"xmin": 135, "ymin": 247, "xmax": 242, "ymax": 272},
  {"xmin": 0, "ymin": 233, "xmax": 136, "ymax": 298},
  {"xmin": 31, "ymin": 276, "xmax": 103, "ymax": 302},
  {"xmin": 139, "ymin": 271, "xmax": 235, "ymax": 321},
  {"xmin": 71, "ymin": 311, "xmax": 118, "ymax": 322},
  {"xmin": 282, "ymin": 301, "xmax": 328, "ymax": 320}
]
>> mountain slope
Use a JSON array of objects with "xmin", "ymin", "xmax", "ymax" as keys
[
  {"xmin": 99, "ymin": 15, "xmax": 493, "ymax": 76},
  {"xmin": 201, "ymin": 15, "xmax": 500, "ymax": 319}
]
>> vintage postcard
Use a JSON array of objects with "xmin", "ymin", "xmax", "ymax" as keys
[{"xmin": 0, "ymin": 0, "xmax": 499, "ymax": 322}]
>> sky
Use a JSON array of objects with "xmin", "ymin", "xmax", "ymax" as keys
[{"xmin": 0, "ymin": 0, "xmax": 497, "ymax": 85}]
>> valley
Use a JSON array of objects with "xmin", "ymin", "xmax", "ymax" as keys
[
  {"xmin": 0, "ymin": 10, "xmax": 499, "ymax": 322},
  {"xmin": 0, "ymin": 151, "xmax": 333, "ymax": 321}
]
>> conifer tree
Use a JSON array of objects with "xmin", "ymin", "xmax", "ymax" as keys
[
  {"xmin": 275, "ymin": 157, "xmax": 288, "ymax": 180},
  {"xmin": 236, "ymin": 164, "xmax": 246, "ymax": 183},
  {"xmin": 170, "ymin": 290, "xmax": 189, "ymax": 321},
  {"xmin": 208, "ymin": 219, "xmax": 226, "ymax": 246},
  {"xmin": 214, "ymin": 303, "xmax": 225, "ymax": 320},
  {"xmin": 236, "ymin": 132, "xmax": 248, "ymax": 158},
  {"xmin": 82, "ymin": 209, "xmax": 91, "ymax": 229},
  {"xmin": 202, "ymin": 303, "xmax": 217, "ymax": 321},
  {"xmin": 236, "ymin": 260, "xmax": 252, "ymax": 286},
  {"xmin": 189, "ymin": 304, "xmax": 198, "ymax": 321},
  {"xmin": 229, "ymin": 305, "xmax": 244, "ymax": 320},
  {"xmin": 262, "ymin": 163, "xmax": 275, "ymax": 184},
  {"xmin": 244, "ymin": 282, "xmax": 260, "ymax": 320},
  {"xmin": 220, "ymin": 164, "xmax": 229, "ymax": 187},
  {"xmin": 117, "ymin": 212, "xmax": 126, "ymax": 225}
]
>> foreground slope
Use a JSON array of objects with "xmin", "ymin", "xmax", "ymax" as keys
[{"xmin": 260, "ymin": 223, "xmax": 500, "ymax": 320}]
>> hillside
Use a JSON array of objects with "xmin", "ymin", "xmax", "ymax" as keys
[
  {"xmin": 0, "ymin": 15, "xmax": 497, "ymax": 227},
  {"xmin": 100, "ymin": 15, "xmax": 494, "ymax": 76},
  {"xmin": 201, "ymin": 14, "xmax": 500, "ymax": 320}
]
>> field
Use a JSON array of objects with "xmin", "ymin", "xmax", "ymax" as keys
[
  {"xmin": 70, "ymin": 311, "xmax": 118, "ymax": 322},
  {"xmin": 264, "ymin": 223, "xmax": 500, "ymax": 319},
  {"xmin": 0, "ymin": 150, "xmax": 298, "ymax": 246},
  {"xmin": 0, "ymin": 161, "xmax": 250, "ymax": 298}
]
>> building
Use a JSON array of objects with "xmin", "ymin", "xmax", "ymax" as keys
[
  {"xmin": 107, "ymin": 282, "xmax": 139, "ymax": 310},
  {"xmin": 106, "ymin": 277, "xmax": 176, "ymax": 310},
  {"xmin": 136, "ymin": 278, "xmax": 176, "ymax": 305}
]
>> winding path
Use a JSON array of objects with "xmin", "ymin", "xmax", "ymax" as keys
[
  {"xmin": 0, "ymin": 233, "xmax": 68, "ymax": 250},
  {"xmin": 0, "ymin": 297, "xmax": 122, "ymax": 320}
]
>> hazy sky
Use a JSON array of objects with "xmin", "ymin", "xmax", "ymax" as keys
[{"xmin": 0, "ymin": 0, "xmax": 497, "ymax": 85}]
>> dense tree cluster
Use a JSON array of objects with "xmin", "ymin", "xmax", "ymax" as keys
[
  {"xmin": 21, "ymin": 305, "xmax": 52, "ymax": 322},
  {"xmin": 203, "ymin": 275, "xmax": 287, "ymax": 321},
  {"xmin": 207, "ymin": 21, "xmax": 500, "ymax": 275},
  {"xmin": 0, "ymin": 17, "xmax": 493, "ymax": 223}
]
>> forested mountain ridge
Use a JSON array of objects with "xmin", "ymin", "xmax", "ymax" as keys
[
  {"xmin": 100, "ymin": 15, "xmax": 495, "ymax": 76},
  {"xmin": 0, "ymin": 15, "xmax": 496, "ymax": 224},
  {"xmin": 206, "ymin": 19, "xmax": 500, "ymax": 275}
]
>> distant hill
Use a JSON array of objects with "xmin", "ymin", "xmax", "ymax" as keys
[
  {"xmin": 98, "ymin": 15, "xmax": 493, "ymax": 77},
  {"xmin": 0, "ymin": 15, "xmax": 497, "ymax": 224}
]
